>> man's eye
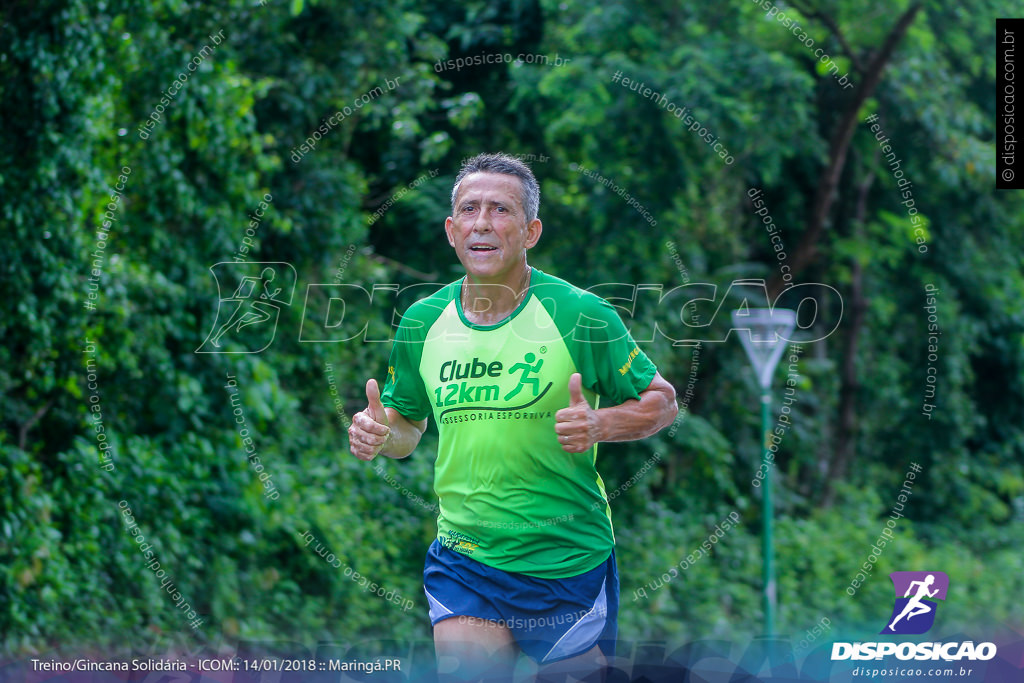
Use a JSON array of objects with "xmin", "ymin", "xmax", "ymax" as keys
[
  {"xmin": 462, "ymin": 206, "xmax": 475, "ymax": 213},
  {"xmin": 495, "ymin": 206, "xmax": 507, "ymax": 213}
]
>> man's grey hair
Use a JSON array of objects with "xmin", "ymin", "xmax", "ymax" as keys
[{"xmin": 450, "ymin": 153, "xmax": 541, "ymax": 223}]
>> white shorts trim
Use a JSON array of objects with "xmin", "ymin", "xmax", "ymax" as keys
[
  {"xmin": 540, "ymin": 577, "xmax": 608, "ymax": 663},
  {"xmin": 425, "ymin": 587, "xmax": 454, "ymax": 622}
]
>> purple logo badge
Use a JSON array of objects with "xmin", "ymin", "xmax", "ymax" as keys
[{"xmin": 881, "ymin": 571, "xmax": 949, "ymax": 635}]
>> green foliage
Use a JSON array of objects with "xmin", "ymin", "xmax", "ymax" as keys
[{"xmin": 2, "ymin": 0, "xmax": 1022, "ymax": 657}]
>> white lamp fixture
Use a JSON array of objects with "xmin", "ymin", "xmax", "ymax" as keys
[{"xmin": 731, "ymin": 307, "xmax": 798, "ymax": 389}]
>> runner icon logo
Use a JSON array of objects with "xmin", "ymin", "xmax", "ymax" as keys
[
  {"xmin": 197, "ymin": 262, "xmax": 297, "ymax": 354},
  {"xmin": 881, "ymin": 571, "xmax": 949, "ymax": 635}
]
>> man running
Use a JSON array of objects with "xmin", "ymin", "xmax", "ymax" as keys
[{"xmin": 348, "ymin": 153, "xmax": 677, "ymax": 681}]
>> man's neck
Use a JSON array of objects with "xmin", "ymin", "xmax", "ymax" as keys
[{"xmin": 461, "ymin": 264, "xmax": 532, "ymax": 325}]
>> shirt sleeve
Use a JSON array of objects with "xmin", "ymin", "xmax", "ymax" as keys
[
  {"xmin": 380, "ymin": 310, "xmax": 432, "ymax": 422},
  {"xmin": 571, "ymin": 294, "xmax": 657, "ymax": 406}
]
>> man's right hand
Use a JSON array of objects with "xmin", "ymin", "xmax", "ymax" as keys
[{"xmin": 349, "ymin": 379, "xmax": 392, "ymax": 461}]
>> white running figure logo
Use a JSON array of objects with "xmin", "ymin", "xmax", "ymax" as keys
[
  {"xmin": 888, "ymin": 573, "xmax": 939, "ymax": 631},
  {"xmin": 210, "ymin": 267, "xmax": 283, "ymax": 347}
]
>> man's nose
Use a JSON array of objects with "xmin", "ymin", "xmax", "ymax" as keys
[{"xmin": 471, "ymin": 211, "xmax": 493, "ymax": 232}]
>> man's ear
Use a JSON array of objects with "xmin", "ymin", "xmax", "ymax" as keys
[
  {"xmin": 444, "ymin": 216, "xmax": 456, "ymax": 247},
  {"xmin": 524, "ymin": 218, "xmax": 542, "ymax": 249}
]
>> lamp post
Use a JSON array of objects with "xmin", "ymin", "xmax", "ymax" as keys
[{"xmin": 731, "ymin": 306, "xmax": 797, "ymax": 637}]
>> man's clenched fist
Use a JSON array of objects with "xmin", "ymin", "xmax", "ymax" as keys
[{"xmin": 349, "ymin": 378, "xmax": 391, "ymax": 461}]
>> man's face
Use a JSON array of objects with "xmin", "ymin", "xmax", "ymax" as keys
[{"xmin": 445, "ymin": 172, "xmax": 542, "ymax": 285}]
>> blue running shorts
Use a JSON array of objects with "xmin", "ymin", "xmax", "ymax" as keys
[{"xmin": 423, "ymin": 539, "xmax": 619, "ymax": 663}]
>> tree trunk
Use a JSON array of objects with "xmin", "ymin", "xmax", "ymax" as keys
[
  {"xmin": 820, "ymin": 166, "xmax": 875, "ymax": 508},
  {"xmin": 766, "ymin": 3, "xmax": 922, "ymax": 299}
]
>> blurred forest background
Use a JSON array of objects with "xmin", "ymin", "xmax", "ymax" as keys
[{"xmin": 2, "ymin": 0, "xmax": 1023, "ymax": 660}]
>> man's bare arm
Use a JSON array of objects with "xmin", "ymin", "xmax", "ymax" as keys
[
  {"xmin": 595, "ymin": 372, "xmax": 678, "ymax": 442},
  {"xmin": 378, "ymin": 407, "xmax": 428, "ymax": 458}
]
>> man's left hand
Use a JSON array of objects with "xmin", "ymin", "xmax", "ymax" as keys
[{"xmin": 554, "ymin": 373, "xmax": 602, "ymax": 453}]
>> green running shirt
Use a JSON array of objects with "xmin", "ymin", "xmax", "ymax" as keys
[{"xmin": 381, "ymin": 267, "xmax": 657, "ymax": 578}]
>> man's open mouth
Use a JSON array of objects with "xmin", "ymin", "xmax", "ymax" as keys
[{"xmin": 469, "ymin": 245, "xmax": 497, "ymax": 252}]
